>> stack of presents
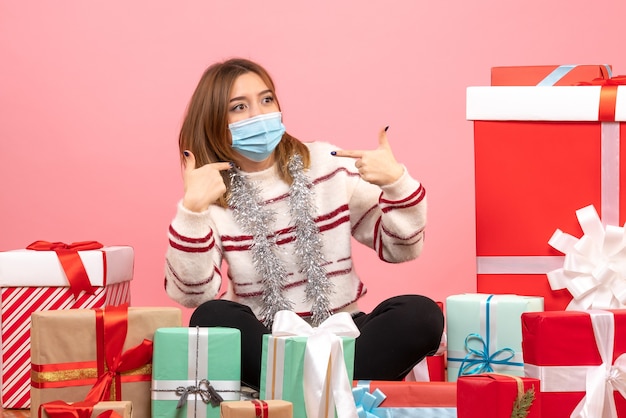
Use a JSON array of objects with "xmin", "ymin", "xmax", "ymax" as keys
[{"xmin": 1, "ymin": 63, "xmax": 626, "ymax": 417}]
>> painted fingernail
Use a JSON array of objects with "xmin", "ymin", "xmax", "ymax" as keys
[
  {"xmin": 330, "ymin": 151, "xmax": 337, "ymax": 156},
  {"xmin": 384, "ymin": 126, "xmax": 389, "ymax": 132},
  {"xmin": 183, "ymin": 150, "xmax": 190, "ymax": 157},
  {"xmin": 229, "ymin": 162, "xmax": 234, "ymax": 168}
]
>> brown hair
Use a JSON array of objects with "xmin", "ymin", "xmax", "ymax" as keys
[{"xmin": 178, "ymin": 58, "xmax": 310, "ymax": 207}]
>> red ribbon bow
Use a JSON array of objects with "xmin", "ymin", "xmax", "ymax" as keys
[
  {"xmin": 39, "ymin": 401, "xmax": 124, "ymax": 418},
  {"xmin": 26, "ymin": 240, "xmax": 104, "ymax": 298},
  {"xmin": 83, "ymin": 304, "xmax": 154, "ymax": 404},
  {"xmin": 577, "ymin": 75, "xmax": 626, "ymax": 121}
]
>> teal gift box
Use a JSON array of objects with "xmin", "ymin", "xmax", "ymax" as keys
[
  {"xmin": 260, "ymin": 311, "xmax": 357, "ymax": 418},
  {"xmin": 151, "ymin": 327, "xmax": 241, "ymax": 418},
  {"xmin": 446, "ymin": 293, "xmax": 543, "ymax": 382}
]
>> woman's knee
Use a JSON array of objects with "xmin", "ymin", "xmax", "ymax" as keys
[{"xmin": 189, "ymin": 300, "xmax": 256, "ymax": 327}]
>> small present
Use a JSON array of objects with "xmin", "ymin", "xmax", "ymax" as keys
[
  {"xmin": 151, "ymin": 326, "xmax": 241, "ymax": 418},
  {"xmin": 522, "ymin": 309, "xmax": 626, "ymax": 417},
  {"xmin": 30, "ymin": 305, "xmax": 182, "ymax": 418},
  {"xmin": 39, "ymin": 400, "xmax": 133, "ymax": 418},
  {"xmin": 491, "ymin": 64, "xmax": 611, "ymax": 86},
  {"xmin": 0, "ymin": 242, "xmax": 133, "ymax": 409},
  {"xmin": 446, "ymin": 293, "xmax": 543, "ymax": 381},
  {"xmin": 457, "ymin": 373, "xmax": 541, "ymax": 418},
  {"xmin": 467, "ymin": 75, "xmax": 626, "ymax": 310},
  {"xmin": 220, "ymin": 400, "xmax": 292, "ymax": 418},
  {"xmin": 260, "ymin": 311, "xmax": 358, "ymax": 418},
  {"xmin": 353, "ymin": 381, "xmax": 457, "ymax": 417}
]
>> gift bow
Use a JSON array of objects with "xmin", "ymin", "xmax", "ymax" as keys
[
  {"xmin": 576, "ymin": 76, "xmax": 626, "ymax": 121},
  {"xmin": 547, "ymin": 205, "xmax": 626, "ymax": 310},
  {"xmin": 352, "ymin": 387, "xmax": 386, "ymax": 418},
  {"xmin": 83, "ymin": 304, "xmax": 154, "ymax": 404},
  {"xmin": 27, "ymin": 240, "xmax": 104, "ymax": 298},
  {"xmin": 272, "ymin": 310, "xmax": 360, "ymax": 418},
  {"xmin": 458, "ymin": 333, "xmax": 520, "ymax": 376},
  {"xmin": 570, "ymin": 311, "xmax": 626, "ymax": 418},
  {"xmin": 175, "ymin": 379, "xmax": 223, "ymax": 408},
  {"xmin": 39, "ymin": 400, "xmax": 124, "ymax": 418}
]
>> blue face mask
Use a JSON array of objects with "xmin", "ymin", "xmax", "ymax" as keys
[{"xmin": 229, "ymin": 112, "xmax": 286, "ymax": 162}]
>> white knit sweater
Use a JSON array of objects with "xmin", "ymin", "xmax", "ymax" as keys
[{"xmin": 164, "ymin": 141, "xmax": 427, "ymax": 320}]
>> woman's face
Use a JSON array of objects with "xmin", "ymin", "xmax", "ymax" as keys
[{"xmin": 227, "ymin": 72, "xmax": 279, "ymax": 124}]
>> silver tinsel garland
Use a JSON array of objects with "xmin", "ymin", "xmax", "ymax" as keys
[
  {"xmin": 288, "ymin": 154, "xmax": 333, "ymax": 326},
  {"xmin": 227, "ymin": 154, "xmax": 332, "ymax": 327}
]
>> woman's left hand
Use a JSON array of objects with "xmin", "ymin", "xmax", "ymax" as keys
[{"xmin": 332, "ymin": 127, "xmax": 404, "ymax": 186}]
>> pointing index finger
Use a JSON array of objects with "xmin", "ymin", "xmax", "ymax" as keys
[{"xmin": 331, "ymin": 149, "xmax": 365, "ymax": 159}]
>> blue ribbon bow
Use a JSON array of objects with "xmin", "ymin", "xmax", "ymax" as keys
[
  {"xmin": 457, "ymin": 332, "xmax": 522, "ymax": 376},
  {"xmin": 352, "ymin": 387, "xmax": 386, "ymax": 418}
]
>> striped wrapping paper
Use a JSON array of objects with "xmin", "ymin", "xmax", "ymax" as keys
[{"xmin": 0, "ymin": 245, "xmax": 134, "ymax": 409}]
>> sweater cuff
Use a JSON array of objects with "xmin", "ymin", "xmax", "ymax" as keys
[
  {"xmin": 171, "ymin": 200, "xmax": 213, "ymax": 238},
  {"xmin": 379, "ymin": 166, "xmax": 423, "ymax": 201}
]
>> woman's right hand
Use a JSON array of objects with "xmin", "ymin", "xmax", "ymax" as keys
[{"xmin": 181, "ymin": 150, "xmax": 232, "ymax": 212}]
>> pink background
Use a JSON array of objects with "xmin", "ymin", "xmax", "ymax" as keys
[{"xmin": 2, "ymin": 1, "xmax": 625, "ymax": 323}]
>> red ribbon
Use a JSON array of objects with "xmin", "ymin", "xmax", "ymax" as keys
[
  {"xmin": 27, "ymin": 240, "xmax": 104, "ymax": 298},
  {"xmin": 252, "ymin": 400, "xmax": 269, "ymax": 418},
  {"xmin": 39, "ymin": 400, "xmax": 124, "ymax": 418},
  {"xmin": 83, "ymin": 304, "xmax": 154, "ymax": 404},
  {"xmin": 577, "ymin": 75, "xmax": 626, "ymax": 121}
]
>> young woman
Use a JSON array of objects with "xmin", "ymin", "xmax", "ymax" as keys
[{"xmin": 165, "ymin": 58, "xmax": 444, "ymax": 389}]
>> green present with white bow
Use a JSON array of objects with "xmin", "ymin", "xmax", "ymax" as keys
[
  {"xmin": 446, "ymin": 293, "xmax": 543, "ymax": 382},
  {"xmin": 260, "ymin": 311, "xmax": 359, "ymax": 418},
  {"xmin": 151, "ymin": 327, "xmax": 241, "ymax": 418}
]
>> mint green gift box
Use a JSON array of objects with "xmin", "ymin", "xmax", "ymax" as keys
[
  {"xmin": 446, "ymin": 293, "xmax": 543, "ymax": 382},
  {"xmin": 151, "ymin": 327, "xmax": 241, "ymax": 418},
  {"xmin": 260, "ymin": 334, "xmax": 355, "ymax": 418}
]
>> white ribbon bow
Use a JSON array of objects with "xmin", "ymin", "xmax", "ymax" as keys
[
  {"xmin": 547, "ymin": 205, "xmax": 626, "ymax": 310},
  {"xmin": 570, "ymin": 311, "xmax": 626, "ymax": 418},
  {"xmin": 272, "ymin": 310, "xmax": 361, "ymax": 418}
]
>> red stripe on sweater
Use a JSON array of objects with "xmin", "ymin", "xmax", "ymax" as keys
[
  {"xmin": 223, "ymin": 214, "xmax": 351, "ymax": 252},
  {"xmin": 169, "ymin": 239, "xmax": 213, "ymax": 253},
  {"xmin": 313, "ymin": 167, "xmax": 360, "ymax": 186},
  {"xmin": 352, "ymin": 203, "xmax": 378, "ymax": 234},
  {"xmin": 169, "ymin": 225, "xmax": 213, "ymax": 243},
  {"xmin": 379, "ymin": 185, "xmax": 425, "ymax": 205},
  {"xmin": 166, "ymin": 259, "xmax": 219, "ymax": 287}
]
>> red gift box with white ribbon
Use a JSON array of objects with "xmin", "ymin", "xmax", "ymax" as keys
[
  {"xmin": 522, "ymin": 309, "xmax": 626, "ymax": 417},
  {"xmin": 467, "ymin": 74, "xmax": 626, "ymax": 310}
]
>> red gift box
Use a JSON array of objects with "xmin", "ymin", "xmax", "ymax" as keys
[
  {"xmin": 491, "ymin": 64, "xmax": 612, "ymax": 86},
  {"xmin": 0, "ymin": 243, "xmax": 133, "ymax": 409},
  {"xmin": 522, "ymin": 310, "xmax": 626, "ymax": 417},
  {"xmin": 467, "ymin": 78, "xmax": 626, "ymax": 310},
  {"xmin": 457, "ymin": 373, "xmax": 541, "ymax": 418},
  {"xmin": 353, "ymin": 381, "xmax": 456, "ymax": 407}
]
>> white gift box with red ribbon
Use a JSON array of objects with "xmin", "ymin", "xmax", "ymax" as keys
[{"xmin": 0, "ymin": 243, "xmax": 133, "ymax": 408}]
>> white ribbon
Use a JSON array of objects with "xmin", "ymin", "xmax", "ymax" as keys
[
  {"xmin": 569, "ymin": 311, "xmax": 626, "ymax": 418},
  {"xmin": 271, "ymin": 310, "xmax": 360, "ymax": 418},
  {"xmin": 547, "ymin": 205, "xmax": 626, "ymax": 310}
]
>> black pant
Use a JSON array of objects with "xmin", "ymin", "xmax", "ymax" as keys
[{"xmin": 189, "ymin": 295, "xmax": 444, "ymax": 390}]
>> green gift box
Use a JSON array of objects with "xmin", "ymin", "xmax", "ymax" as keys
[
  {"xmin": 446, "ymin": 293, "xmax": 543, "ymax": 382},
  {"xmin": 151, "ymin": 327, "xmax": 241, "ymax": 418},
  {"xmin": 260, "ymin": 311, "xmax": 358, "ymax": 418}
]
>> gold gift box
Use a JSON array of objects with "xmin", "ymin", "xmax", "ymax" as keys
[
  {"xmin": 30, "ymin": 307, "xmax": 182, "ymax": 418},
  {"xmin": 220, "ymin": 400, "xmax": 293, "ymax": 418}
]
